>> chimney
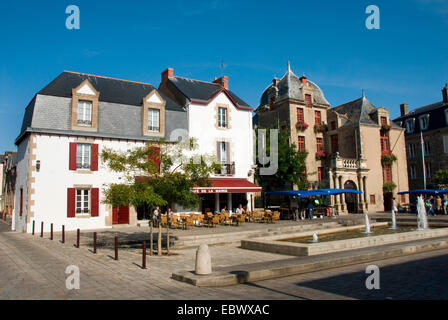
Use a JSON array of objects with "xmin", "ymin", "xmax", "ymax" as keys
[
  {"xmin": 400, "ymin": 103, "xmax": 408, "ymax": 116},
  {"xmin": 443, "ymin": 84, "xmax": 448, "ymax": 103},
  {"xmin": 299, "ymin": 74, "xmax": 307, "ymax": 84},
  {"xmin": 161, "ymin": 68, "xmax": 174, "ymax": 84},
  {"xmin": 213, "ymin": 76, "xmax": 228, "ymax": 90}
]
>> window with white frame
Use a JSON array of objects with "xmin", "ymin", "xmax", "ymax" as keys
[
  {"xmin": 408, "ymin": 143, "xmax": 416, "ymax": 158},
  {"xmin": 78, "ymin": 100, "xmax": 92, "ymax": 125},
  {"xmin": 405, "ymin": 119, "xmax": 415, "ymax": 133},
  {"xmin": 148, "ymin": 108, "xmax": 160, "ymax": 132},
  {"xmin": 424, "ymin": 140, "xmax": 431, "ymax": 156},
  {"xmin": 76, "ymin": 144, "xmax": 91, "ymax": 169},
  {"xmin": 419, "ymin": 114, "xmax": 429, "ymax": 130},
  {"xmin": 410, "ymin": 165, "xmax": 417, "ymax": 180},
  {"xmin": 425, "ymin": 162, "xmax": 432, "ymax": 179},
  {"xmin": 76, "ymin": 189, "xmax": 90, "ymax": 215},
  {"xmin": 218, "ymin": 107, "xmax": 227, "ymax": 128},
  {"xmin": 443, "ymin": 136, "xmax": 448, "ymax": 153},
  {"xmin": 218, "ymin": 141, "xmax": 228, "ymax": 164}
]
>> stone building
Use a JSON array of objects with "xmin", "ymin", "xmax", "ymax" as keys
[
  {"xmin": 254, "ymin": 64, "xmax": 409, "ymax": 213},
  {"xmin": 393, "ymin": 85, "xmax": 448, "ymax": 191}
]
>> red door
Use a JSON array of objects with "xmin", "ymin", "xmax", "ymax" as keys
[{"xmin": 112, "ymin": 206, "xmax": 129, "ymax": 224}]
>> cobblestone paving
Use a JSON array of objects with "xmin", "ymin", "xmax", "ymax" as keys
[{"xmin": 1, "ymin": 219, "xmax": 447, "ymax": 300}]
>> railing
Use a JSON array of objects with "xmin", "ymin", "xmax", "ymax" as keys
[
  {"xmin": 330, "ymin": 156, "xmax": 367, "ymax": 170},
  {"xmin": 217, "ymin": 162, "xmax": 235, "ymax": 175}
]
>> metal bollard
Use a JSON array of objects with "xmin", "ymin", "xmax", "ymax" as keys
[
  {"xmin": 62, "ymin": 225, "xmax": 65, "ymax": 243},
  {"xmin": 93, "ymin": 232, "xmax": 97, "ymax": 254},
  {"xmin": 40, "ymin": 222, "xmax": 44, "ymax": 237},
  {"xmin": 142, "ymin": 241, "xmax": 147, "ymax": 269},
  {"xmin": 76, "ymin": 229, "xmax": 80, "ymax": 248},
  {"xmin": 50, "ymin": 223, "xmax": 53, "ymax": 240},
  {"xmin": 32, "ymin": 221, "xmax": 35, "ymax": 235},
  {"xmin": 114, "ymin": 236, "xmax": 118, "ymax": 260}
]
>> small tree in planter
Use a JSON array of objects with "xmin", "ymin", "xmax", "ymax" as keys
[
  {"xmin": 381, "ymin": 154, "xmax": 397, "ymax": 167},
  {"xmin": 381, "ymin": 124, "xmax": 391, "ymax": 132},
  {"xmin": 315, "ymin": 150, "xmax": 327, "ymax": 160},
  {"xmin": 296, "ymin": 121, "xmax": 309, "ymax": 132}
]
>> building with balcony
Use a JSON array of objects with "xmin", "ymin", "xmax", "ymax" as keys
[
  {"xmin": 254, "ymin": 64, "xmax": 409, "ymax": 213},
  {"xmin": 159, "ymin": 68, "xmax": 260, "ymax": 213},
  {"xmin": 392, "ymin": 85, "xmax": 448, "ymax": 192}
]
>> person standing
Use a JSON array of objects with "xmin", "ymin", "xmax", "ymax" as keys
[
  {"xmin": 307, "ymin": 200, "xmax": 314, "ymax": 219},
  {"xmin": 153, "ymin": 206, "xmax": 160, "ymax": 225},
  {"xmin": 436, "ymin": 196, "xmax": 442, "ymax": 215},
  {"xmin": 392, "ymin": 197, "xmax": 398, "ymax": 214},
  {"xmin": 443, "ymin": 195, "xmax": 448, "ymax": 215}
]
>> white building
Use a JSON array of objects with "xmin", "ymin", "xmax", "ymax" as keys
[
  {"xmin": 13, "ymin": 69, "xmax": 258, "ymax": 233},
  {"xmin": 159, "ymin": 68, "xmax": 260, "ymax": 213}
]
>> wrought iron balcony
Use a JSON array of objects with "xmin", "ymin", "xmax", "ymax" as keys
[{"xmin": 216, "ymin": 162, "xmax": 235, "ymax": 175}]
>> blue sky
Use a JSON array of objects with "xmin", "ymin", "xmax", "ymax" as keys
[{"xmin": 0, "ymin": 0, "xmax": 447, "ymax": 152}]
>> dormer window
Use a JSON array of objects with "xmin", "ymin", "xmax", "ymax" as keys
[
  {"xmin": 77, "ymin": 100, "xmax": 92, "ymax": 125},
  {"xmin": 148, "ymin": 109, "xmax": 160, "ymax": 132},
  {"xmin": 305, "ymin": 94, "xmax": 312, "ymax": 108},
  {"xmin": 405, "ymin": 118, "xmax": 415, "ymax": 133},
  {"xmin": 142, "ymin": 90, "xmax": 165, "ymax": 137},
  {"xmin": 419, "ymin": 114, "xmax": 429, "ymax": 131},
  {"xmin": 71, "ymin": 80, "xmax": 99, "ymax": 132},
  {"xmin": 218, "ymin": 107, "xmax": 227, "ymax": 128}
]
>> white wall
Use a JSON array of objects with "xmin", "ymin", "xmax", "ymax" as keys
[
  {"xmin": 20, "ymin": 134, "xmax": 146, "ymax": 233},
  {"xmin": 188, "ymin": 92, "xmax": 254, "ymax": 179},
  {"xmin": 13, "ymin": 139, "xmax": 29, "ymax": 232}
]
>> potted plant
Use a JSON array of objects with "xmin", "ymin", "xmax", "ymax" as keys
[
  {"xmin": 383, "ymin": 182, "xmax": 397, "ymax": 193},
  {"xmin": 381, "ymin": 154, "xmax": 397, "ymax": 166},
  {"xmin": 314, "ymin": 122, "xmax": 328, "ymax": 133},
  {"xmin": 296, "ymin": 121, "xmax": 309, "ymax": 131},
  {"xmin": 315, "ymin": 149, "xmax": 327, "ymax": 160},
  {"xmin": 381, "ymin": 123, "xmax": 391, "ymax": 131}
]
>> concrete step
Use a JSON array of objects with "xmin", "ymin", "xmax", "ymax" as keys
[{"xmin": 172, "ymin": 236, "xmax": 448, "ymax": 287}]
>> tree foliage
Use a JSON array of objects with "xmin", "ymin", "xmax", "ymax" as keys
[
  {"xmin": 433, "ymin": 169, "xmax": 448, "ymax": 186},
  {"xmin": 255, "ymin": 125, "xmax": 308, "ymax": 192},
  {"xmin": 101, "ymin": 138, "xmax": 220, "ymax": 216}
]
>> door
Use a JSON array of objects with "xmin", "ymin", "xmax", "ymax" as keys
[
  {"xmin": 384, "ymin": 193, "xmax": 392, "ymax": 211},
  {"xmin": 112, "ymin": 206, "xmax": 130, "ymax": 224}
]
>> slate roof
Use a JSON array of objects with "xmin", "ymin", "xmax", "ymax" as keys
[
  {"xmin": 258, "ymin": 67, "xmax": 330, "ymax": 108},
  {"xmin": 332, "ymin": 96, "xmax": 401, "ymax": 129},
  {"xmin": 39, "ymin": 71, "xmax": 182, "ymax": 111},
  {"xmin": 16, "ymin": 71, "xmax": 187, "ymax": 144},
  {"xmin": 167, "ymin": 76, "xmax": 251, "ymax": 109},
  {"xmin": 393, "ymin": 100, "xmax": 447, "ymax": 134}
]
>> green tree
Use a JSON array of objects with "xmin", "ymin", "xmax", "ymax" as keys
[
  {"xmin": 101, "ymin": 138, "xmax": 220, "ymax": 255},
  {"xmin": 433, "ymin": 169, "xmax": 448, "ymax": 186},
  {"xmin": 255, "ymin": 125, "xmax": 308, "ymax": 192}
]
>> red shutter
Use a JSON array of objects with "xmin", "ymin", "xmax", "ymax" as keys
[
  {"xmin": 67, "ymin": 188, "xmax": 76, "ymax": 218},
  {"xmin": 91, "ymin": 144, "xmax": 99, "ymax": 171},
  {"xmin": 69, "ymin": 143, "xmax": 77, "ymax": 171},
  {"xmin": 148, "ymin": 147, "xmax": 161, "ymax": 172},
  {"xmin": 91, "ymin": 188, "xmax": 99, "ymax": 217}
]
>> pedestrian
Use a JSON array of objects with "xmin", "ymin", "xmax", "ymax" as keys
[
  {"xmin": 307, "ymin": 200, "xmax": 314, "ymax": 219},
  {"xmin": 443, "ymin": 195, "xmax": 448, "ymax": 215},
  {"xmin": 436, "ymin": 196, "xmax": 442, "ymax": 215},
  {"xmin": 425, "ymin": 199, "xmax": 434, "ymax": 216},
  {"xmin": 153, "ymin": 206, "xmax": 160, "ymax": 225}
]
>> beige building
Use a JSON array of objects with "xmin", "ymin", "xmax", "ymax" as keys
[{"xmin": 255, "ymin": 65, "xmax": 409, "ymax": 213}]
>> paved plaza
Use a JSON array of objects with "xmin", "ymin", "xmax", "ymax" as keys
[{"xmin": 1, "ymin": 218, "xmax": 448, "ymax": 300}]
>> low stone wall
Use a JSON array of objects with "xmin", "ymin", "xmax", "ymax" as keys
[{"xmin": 241, "ymin": 224, "xmax": 448, "ymax": 256}]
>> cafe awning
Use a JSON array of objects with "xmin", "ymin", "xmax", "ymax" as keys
[
  {"xmin": 192, "ymin": 178, "xmax": 262, "ymax": 194},
  {"xmin": 398, "ymin": 189, "xmax": 448, "ymax": 195},
  {"xmin": 266, "ymin": 188, "xmax": 362, "ymax": 197}
]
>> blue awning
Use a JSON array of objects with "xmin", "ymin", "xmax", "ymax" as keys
[
  {"xmin": 266, "ymin": 188, "xmax": 362, "ymax": 197},
  {"xmin": 398, "ymin": 189, "xmax": 448, "ymax": 195}
]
